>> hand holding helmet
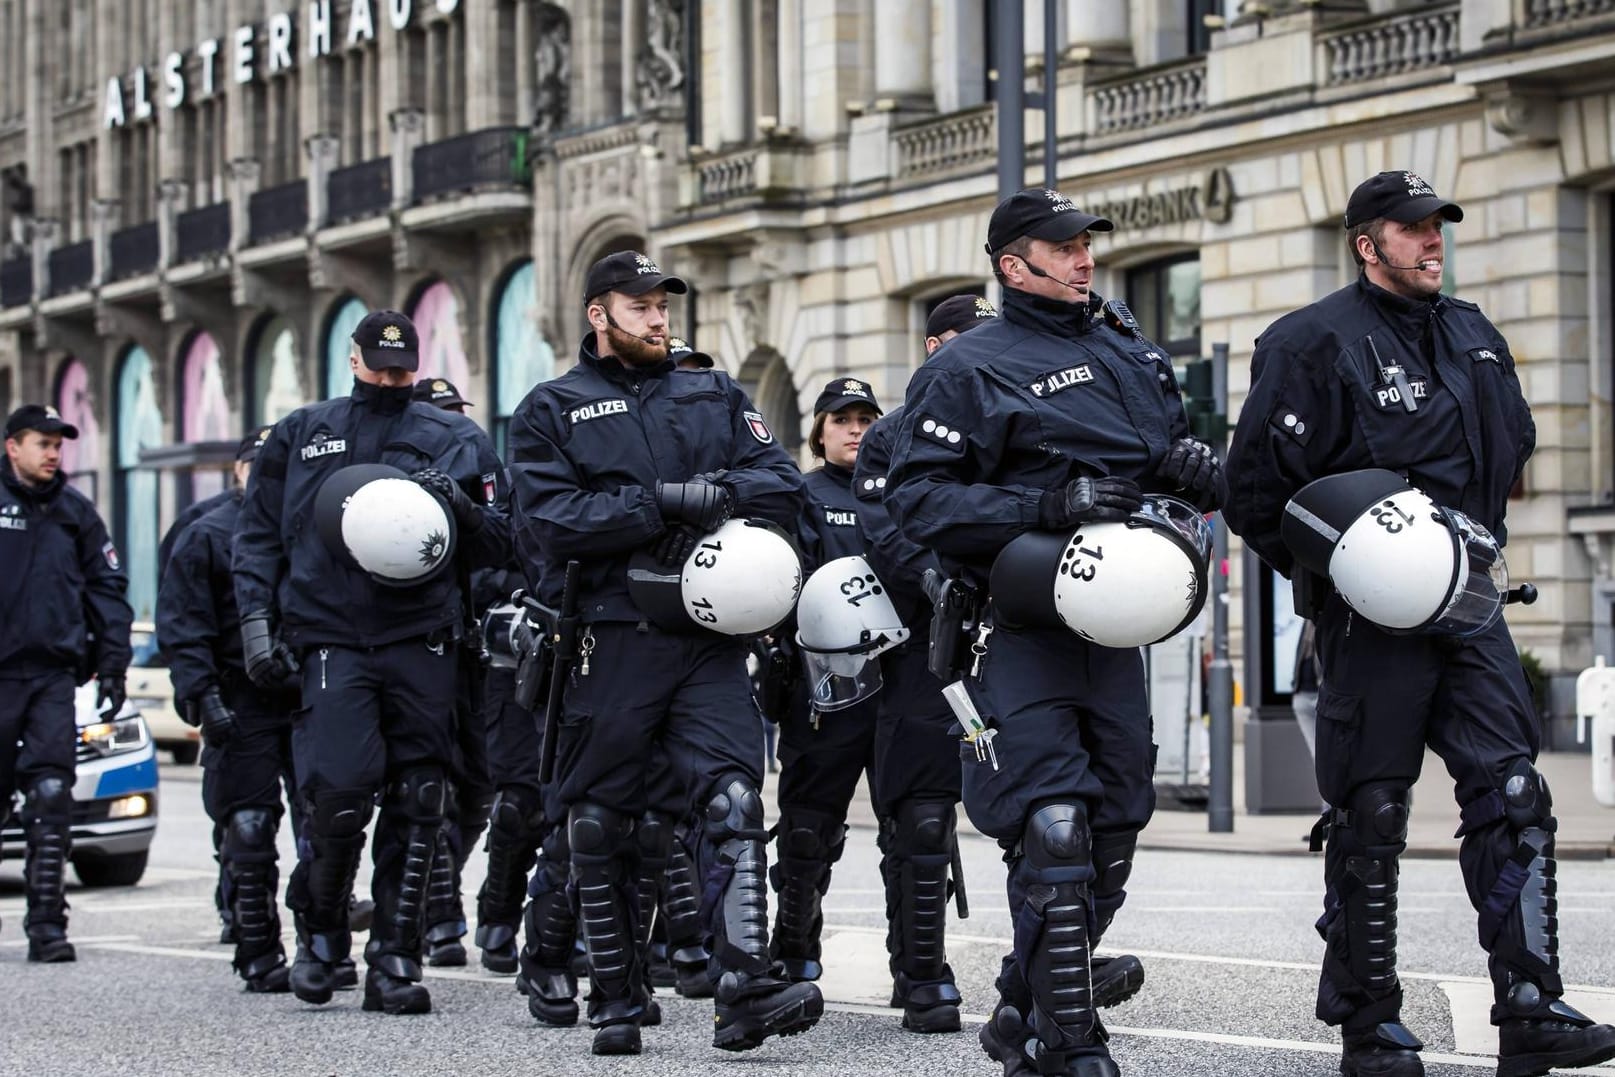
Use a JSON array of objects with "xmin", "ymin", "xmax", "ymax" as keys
[
  {"xmin": 655, "ymin": 479, "xmax": 733, "ymax": 533},
  {"xmin": 1038, "ymin": 476, "xmax": 1144, "ymax": 530},
  {"xmin": 413, "ymin": 467, "xmax": 476, "ymax": 526},
  {"xmin": 650, "ymin": 524, "xmax": 701, "ymax": 567},
  {"xmin": 1157, "ymin": 437, "xmax": 1226, "ymax": 511}
]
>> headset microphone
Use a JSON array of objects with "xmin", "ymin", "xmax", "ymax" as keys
[
  {"xmin": 1021, "ymin": 257, "xmax": 1087, "ymax": 294},
  {"xmin": 1370, "ymin": 241, "xmax": 1441, "ymax": 273}
]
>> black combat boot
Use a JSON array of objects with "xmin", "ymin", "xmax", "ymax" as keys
[
  {"xmin": 1341, "ymin": 1022, "xmax": 1425, "ymax": 1077},
  {"xmin": 23, "ymin": 783, "xmax": 76, "ymax": 964}
]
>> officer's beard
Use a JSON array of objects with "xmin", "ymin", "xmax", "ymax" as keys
[{"xmin": 603, "ymin": 316, "xmax": 670, "ymax": 368}]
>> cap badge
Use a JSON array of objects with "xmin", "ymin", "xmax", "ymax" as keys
[
  {"xmin": 634, "ymin": 254, "xmax": 661, "ymax": 275},
  {"xmin": 843, "ymin": 380, "xmax": 865, "ymax": 394},
  {"xmin": 974, "ymin": 298, "xmax": 997, "ymax": 317},
  {"xmin": 382, "ymin": 324, "xmax": 404, "ymax": 343},
  {"xmin": 433, "ymin": 379, "xmax": 448, "ymax": 392},
  {"xmin": 1042, "ymin": 189, "xmax": 1077, "ymax": 213},
  {"xmin": 1403, "ymin": 172, "xmax": 1435, "ymax": 198}
]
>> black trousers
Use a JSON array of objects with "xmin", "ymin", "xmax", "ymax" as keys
[
  {"xmin": 201, "ymin": 679, "xmax": 297, "ymax": 825},
  {"xmin": 0, "ymin": 671, "xmax": 77, "ymax": 804}
]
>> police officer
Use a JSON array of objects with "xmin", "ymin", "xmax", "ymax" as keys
[
  {"xmin": 1224, "ymin": 171, "xmax": 1615, "ymax": 1077},
  {"xmin": 886, "ymin": 189, "xmax": 1225, "ymax": 1077},
  {"xmin": 0, "ymin": 404, "xmax": 132, "ymax": 963},
  {"xmin": 849, "ymin": 294, "xmax": 994, "ymax": 1034},
  {"xmin": 508, "ymin": 250, "xmax": 821, "ymax": 1056},
  {"xmin": 233, "ymin": 310, "xmax": 509, "ymax": 1015},
  {"xmin": 410, "ymin": 375, "xmax": 498, "ymax": 968},
  {"xmin": 157, "ymin": 425, "xmax": 299, "ymax": 992}
]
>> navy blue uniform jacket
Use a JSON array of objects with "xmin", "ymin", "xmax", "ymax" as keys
[{"xmin": 157, "ymin": 494, "xmax": 247, "ymax": 703}]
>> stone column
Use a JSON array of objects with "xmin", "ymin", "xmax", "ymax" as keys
[
  {"xmin": 389, "ymin": 107, "xmax": 425, "ymax": 209},
  {"xmin": 90, "ymin": 197, "xmax": 119, "ymax": 285},
  {"xmin": 156, "ymin": 178, "xmax": 186, "ymax": 269},
  {"xmin": 776, "ymin": 0, "xmax": 803, "ymax": 132},
  {"xmin": 1063, "ymin": 0, "xmax": 1129, "ymax": 56},
  {"xmin": 621, "ymin": 0, "xmax": 642, "ymax": 119},
  {"xmin": 226, "ymin": 157, "xmax": 259, "ymax": 253},
  {"xmin": 872, "ymin": 0, "xmax": 932, "ymax": 109},
  {"xmin": 304, "ymin": 134, "xmax": 340, "ymax": 232},
  {"xmin": 719, "ymin": 0, "xmax": 746, "ymax": 143}
]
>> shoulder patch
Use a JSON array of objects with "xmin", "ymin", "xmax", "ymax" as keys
[
  {"xmin": 1468, "ymin": 347, "xmax": 1501, "ymax": 365},
  {"xmin": 743, "ymin": 410, "xmax": 774, "ymax": 444},
  {"xmin": 855, "ymin": 474, "xmax": 888, "ymax": 501},
  {"xmin": 915, "ymin": 415, "xmax": 966, "ymax": 452},
  {"xmin": 1270, "ymin": 406, "xmax": 1314, "ymax": 447},
  {"xmin": 101, "ymin": 540, "xmax": 122, "ymax": 572},
  {"xmin": 299, "ymin": 429, "xmax": 347, "ymax": 461},
  {"xmin": 567, "ymin": 398, "xmax": 630, "ymax": 426},
  {"xmin": 1028, "ymin": 364, "xmax": 1095, "ymax": 398},
  {"xmin": 481, "ymin": 472, "xmax": 499, "ymax": 505}
]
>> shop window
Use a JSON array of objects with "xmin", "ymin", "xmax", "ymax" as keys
[
  {"xmin": 410, "ymin": 280, "xmax": 471, "ymax": 389},
  {"xmin": 116, "ymin": 346, "xmax": 165, "ymax": 620},
  {"xmin": 1125, "ymin": 253, "xmax": 1202, "ymax": 358},
  {"xmin": 323, "ymin": 296, "xmax": 369, "ymax": 399},
  {"xmin": 180, "ymin": 331, "xmax": 230, "ymax": 504},
  {"xmin": 251, "ymin": 315, "xmax": 304, "ymax": 424},
  {"xmin": 491, "ymin": 261, "xmax": 554, "ymax": 456},
  {"xmin": 55, "ymin": 357, "xmax": 102, "ymax": 500}
]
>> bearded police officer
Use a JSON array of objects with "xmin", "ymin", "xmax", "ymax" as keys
[
  {"xmin": 508, "ymin": 250, "xmax": 820, "ymax": 1056},
  {"xmin": 1224, "ymin": 171, "xmax": 1615, "ymax": 1077},
  {"xmin": 233, "ymin": 310, "xmax": 509, "ymax": 1015},
  {"xmin": 158, "ymin": 425, "xmax": 299, "ymax": 992},
  {"xmin": 0, "ymin": 404, "xmax": 132, "ymax": 963},
  {"xmin": 847, "ymin": 293, "xmax": 994, "ymax": 1033},
  {"xmin": 886, "ymin": 190, "xmax": 1226, "ymax": 1077}
]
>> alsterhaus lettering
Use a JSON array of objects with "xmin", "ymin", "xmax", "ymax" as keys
[{"xmin": 104, "ymin": 0, "xmax": 462, "ymax": 129}]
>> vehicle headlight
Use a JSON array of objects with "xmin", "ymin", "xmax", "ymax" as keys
[{"xmin": 80, "ymin": 716, "xmax": 150, "ymax": 757}]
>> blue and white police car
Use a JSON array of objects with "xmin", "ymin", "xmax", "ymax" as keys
[{"xmin": 1, "ymin": 682, "xmax": 159, "ymax": 887}]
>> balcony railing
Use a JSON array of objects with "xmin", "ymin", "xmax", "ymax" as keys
[
  {"xmin": 175, "ymin": 202, "xmax": 231, "ymax": 262},
  {"xmin": 327, "ymin": 157, "xmax": 393, "ymax": 225},
  {"xmin": 1319, "ymin": 3, "xmax": 1459, "ymax": 87},
  {"xmin": 46, "ymin": 240, "xmax": 94, "ymax": 296},
  {"xmin": 413, "ymin": 126, "xmax": 533, "ymax": 202},
  {"xmin": 695, "ymin": 148, "xmax": 757, "ymax": 204},
  {"xmin": 248, "ymin": 180, "xmax": 309, "ymax": 245},
  {"xmin": 107, "ymin": 221, "xmax": 159, "ymax": 280},
  {"xmin": 894, "ymin": 105, "xmax": 996, "ymax": 181},
  {"xmin": 1525, "ymin": 0, "xmax": 1615, "ymax": 26},
  {"xmin": 1089, "ymin": 58, "xmax": 1207, "ymax": 136},
  {"xmin": 0, "ymin": 255, "xmax": 31, "ymax": 307}
]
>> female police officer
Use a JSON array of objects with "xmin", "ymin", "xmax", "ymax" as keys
[{"xmin": 885, "ymin": 189, "xmax": 1225, "ymax": 1077}]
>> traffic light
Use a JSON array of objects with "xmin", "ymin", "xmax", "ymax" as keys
[{"xmin": 1182, "ymin": 356, "xmax": 1228, "ymax": 443}]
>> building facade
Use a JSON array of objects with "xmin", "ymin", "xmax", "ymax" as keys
[{"xmin": 2, "ymin": 0, "xmax": 1614, "ymax": 729}]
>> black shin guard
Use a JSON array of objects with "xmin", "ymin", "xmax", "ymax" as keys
[
  {"xmin": 224, "ymin": 807, "xmax": 286, "ymax": 982},
  {"xmin": 569, "ymin": 802, "xmax": 642, "ymax": 1027},
  {"xmin": 767, "ymin": 809, "xmax": 844, "ymax": 979},
  {"xmin": 476, "ymin": 788, "xmax": 541, "ymax": 952},
  {"xmin": 888, "ymin": 800, "xmax": 962, "ymax": 1031},
  {"xmin": 22, "ymin": 776, "xmax": 73, "ymax": 945},
  {"xmin": 1319, "ymin": 782, "xmax": 1410, "ymax": 1033}
]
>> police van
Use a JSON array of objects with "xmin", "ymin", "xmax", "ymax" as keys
[{"xmin": 1, "ymin": 682, "xmax": 159, "ymax": 887}]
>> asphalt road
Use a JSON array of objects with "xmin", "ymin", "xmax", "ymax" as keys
[{"xmin": 3, "ymin": 761, "xmax": 1615, "ymax": 1077}]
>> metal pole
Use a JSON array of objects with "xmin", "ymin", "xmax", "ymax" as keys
[
  {"xmin": 1208, "ymin": 341, "xmax": 1235, "ymax": 833},
  {"xmin": 995, "ymin": 0, "xmax": 1025, "ymax": 202},
  {"xmin": 1044, "ymin": 0, "xmax": 1058, "ymax": 189}
]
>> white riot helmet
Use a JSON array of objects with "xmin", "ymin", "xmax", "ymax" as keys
[
  {"xmin": 990, "ymin": 494, "xmax": 1212, "ymax": 648},
  {"xmin": 627, "ymin": 518, "xmax": 803, "ymax": 636},
  {"xmin": 315, "ymin": 463, "xmax": 457, "ymax": 587},
  {"xmin": 795, "ymin": 556, "xmax": 911, "ymax": 711},
  {"xmin": 1281, "ymin": 469, "xmax": 1508, "ymax": 636}
]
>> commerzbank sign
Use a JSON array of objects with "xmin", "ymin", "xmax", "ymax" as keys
[{"xmin": 104, "ymin": 0, "xmax": 462, "ymax": 129}]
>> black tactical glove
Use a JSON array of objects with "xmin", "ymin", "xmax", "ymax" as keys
[
  {"xmin": 241, "ymin": 612, "xmax": 301, "ymax": 691},
  {"xmin": 1156, "ymin": 437, "xmax": 1226, "ymax": 511},
  {"xmin": 195, "ymin": 686, "xmax": 238, "ymax": 748},
  {"xmin": 96, "ymin": 674, "xmax": 126, "ymax": 717},
  {"xmin": 1037, "ymin": 476, "xmax": 1144, "ymax": 530},
  {"xmin": 655, "ymin": 480, "xmax": 733, "ymax": 533},
  {"xmin": 650, "ymin": 525, "xmax": 701, "ymax": 568},
  {"xmin": 413, "ymin": 467, "xmax": 479, "ymax": 527}
]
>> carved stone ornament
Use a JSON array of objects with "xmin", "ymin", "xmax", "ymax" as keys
[
  {"xmin": 534, "ymin": 4, "xmax": 572, "ymax": 136},
  {"xmin": 636, "ymin": 0, "xmax": 685, "ymax": 112},
  {"xmin": 1485, "ymin": 89, "xmax": 1559, "ymax": 145}
]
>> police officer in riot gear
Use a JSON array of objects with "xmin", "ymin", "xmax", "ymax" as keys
[
  {"xmin": 769, "ymin": 376, "xmax": 884, "ymax": 988},
  {"xmin": 158, "ymin": 425, "xmax": 299, "ymax": 992},
  {"xmin": 850, "ymin": 294, "xmax": 992, "ymax": 1033},
  {"xmin": 508, "ymin": 250, "xmax": 820, "ymax": 1056},
  {"xmin": 0, "ymin": 404, "xmax": 132, "ymax": 963},
  {"xmin": 234, "ymin": 311, "xmax": 509, "ymax": 1016},
  {"xmin": 1224, "ymin": 171, "xmax": 1615, "ymax": 1077},
  {"xmin": 886, "ymin": 190, "xmax": 1226, "ymax": 1077}
]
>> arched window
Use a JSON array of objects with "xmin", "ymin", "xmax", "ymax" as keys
[
  {"xmin": 491, "ymin": 261, "xmax": 553, "ymax": 454},
  {"xmin": 180, "ymin": 331, "xmax": 231, "ymax": 502},
  {"xmin": 54, "ymin": 357, "xmax": 102, "ymax": 501},
  {"xmin": 116, "ymin": 346, "xmax": 165, "ymax": 620},
  {"xmin": 738, "ymin": 348, "xmax": 801, "ymax": 456},
  {"xmin": 410, "ymin": 280, "xmax": 471, "ymax": 389},
  {"xmin": 251, "ymin": 315, "xmax": 304, "ymax": 424},
  {"xmin": 323, "ymin": 296, "xmax": 369, "ymax": 399},
  {"xmin": 1125, "ymin": 253, "xmax": 1201, "ymax": 359}
]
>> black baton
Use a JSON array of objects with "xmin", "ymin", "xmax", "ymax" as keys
[{"xmin": 538, "ymin": 560, "xmax": 581, "ymax": 785}]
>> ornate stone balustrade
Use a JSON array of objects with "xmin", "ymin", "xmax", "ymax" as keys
[
  {"xmin": 893, "ymin": 105, "xmax": 995, "ymax": 180},
  {"xmin": 1318, "ymin": 4, "xmax": 1459, "ymax": 86},
  {"xmin": 1089, "ymin": 59, "xmax": 1206, "ymax": 136},
  {"xmin": 1524, "ymin": 0, "xmax": 1615, "ymax": 27}
]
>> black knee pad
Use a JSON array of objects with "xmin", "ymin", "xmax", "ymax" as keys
[
  {"xmin": 389, "ymin": 767, "xmax": 447, "ymax": 824},
  {"xmin": 1502, "ymin": 759, "xmax": 1554, "ymax": 830},
  {"xmin": 776, "ymin": 809, "xmax": 845, "ymax": 862},
  {"xmin": 1346, "ymin": 781, "xmax": 1411, "ymax": 854},
  {"xmin": 704, "ymin": 774, "xmax": 765, "ymax": 843},
  {"xmin": 1021, "ymin": 802, "xmax": 1091, "ymax": 884},
  {"xmin": 311, "ymin": 789, "xmax": 375, "ymax": 840},
  {"xmin": 636, "ymin": 811, "xmax": 674, "ymax": 865},
  {"xmin": 1091, "ymin": 831, "xmax": 1138, "ymax": 900},
  {"xmin": 539, "ymin": 818, "xmax": 571, "ymax": 864},
  {"xmin": 568, "ymin": 802, "xmax": 632, "ymax": 858},
  {"xmin": 24, "ymin": 776, "xmax": 72, "ymax": 823},
  {"xmin": 489, "ymin": 788, "xmax": 543, "ymax": 841},
  {"xmin": 893, "ymin": 800, "xmax": 955, "ymax": 858},
  {"xmin": 225, "ymin": 807, "xmax": 279, "ymax": 859}
]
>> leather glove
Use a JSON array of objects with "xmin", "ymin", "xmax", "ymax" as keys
[
  {"xmin": 1037, "ymin": 476, "xmax": 1144, "ymax": 531},
  {"xmin": 650, "ymin": 525, "xmax": 701, "ymax": 568},
  {"xmin": 1156, "ymin": 437, "xmax": 1225, "ymax": 510},
  {"xmin": 96, "ymin": 674, "xmax": 126, "ymax": 717},
  {"xmin": 413, "ymin": 467, "xmax": 478, "ymax": 527},
  {"xmin": 241, "ymin": 612, "xmax": 301, "ymax": 691},
  {"xmin": 195, "ymin": 686, "xmax": 238, "ymax": 748},
  {"xmin": 655, "ymin": 480, "xmax": 733, "ymax": 533}
]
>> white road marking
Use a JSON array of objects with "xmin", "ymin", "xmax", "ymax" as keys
[{"xmin": 0, "ymin": 934, "xmax": 139, "ymax": 948}]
